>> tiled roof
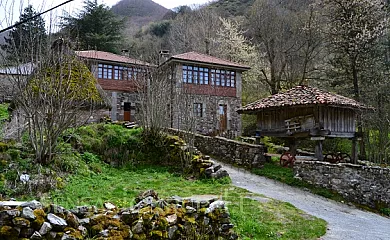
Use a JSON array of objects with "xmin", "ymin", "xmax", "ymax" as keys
[
  {"xmin": 238, "ymin": 85, "xmax": 370, "ymax": 113},
  {"xmin": 75, "ymin": 50, "xmax": 154, "ymax": 67},
  {"xmin": 170, "ymin": 51, "xmax": 250, "ymax": 70}
]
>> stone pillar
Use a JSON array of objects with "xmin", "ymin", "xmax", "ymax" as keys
[
  {"xmin": 351, "ymin": 137, "xmax": 358, "ymax": 164},
  {"xmin": 111, "ymin": 92, "xmax": 117, "ymax": 121},
  {"xmin": 315, "ymin": 140, "xmax": 324, "ymax": 161}
]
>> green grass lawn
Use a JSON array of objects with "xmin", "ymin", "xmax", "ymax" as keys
[{"xmin": 47, "ymin": 164, "xmax": 327, "ymax": 240}]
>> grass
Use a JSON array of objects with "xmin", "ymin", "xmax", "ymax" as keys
[
  {"xmin": 47, "ymin": 163, "xmax": 327, "ymax": 240},
  {"xmin": 0, "ymin": 103, "xmax": 9, "ymax": 135},
  {"xmin": 252, "ymin": 157, "xmax": 345, "ymax": 201}
]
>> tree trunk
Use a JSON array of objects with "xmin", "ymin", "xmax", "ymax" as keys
[{"xmin": 352, "ymin": 61, "xmax": 366, "ymax": 160}]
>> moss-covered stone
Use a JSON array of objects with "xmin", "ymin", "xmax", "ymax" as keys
[
  {"xmin": 0, "ymin": 226, "xmax": 19, "ymax": 240},
  {"xmin": 90, "ymin": 224, "xmax": 103, "ymax": 236},
  {"xmin": 64, "ymin": 227, "xmax": 83, "ymax": 239},
  {"xmin": 31, "ymin": 209, "xmax": 46, "ymax": 230},
  {"xmin": 12, "ymin": 217, "xmax": 30, "ymax": 227}
]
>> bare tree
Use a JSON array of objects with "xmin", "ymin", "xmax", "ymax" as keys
[
  {"xmin": 248, "ymin": 0, "xmax": 324, "ymax": 94},
  {"xmin": 3, "ymin": 39, "xmax": 109, "ymax": 164},
  {"xmin": 169, "ymin": 7, "xmax": 222, "ymax": 55}
]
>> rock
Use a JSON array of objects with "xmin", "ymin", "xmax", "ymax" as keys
[
  {"xmin": 135, "ymin": 189, "xmax": 159, "ymax": 203},
  {"xmin": 211, "ymin": 169, "xmax": 229, "ymax": 179},
  {"xmin": 47, "ymin": 213, "xmax": 67, "ymax": 229},
  {"xmin": 70, "ymin": 206, "xmax": 90, "ymax": 218},
  {"xmin": 48, "ymin": 231, "xmax": 57, "ymax": 239},
  {"xmin": 213, "ymin": 165, "xmax": 222, "ymax": 172},
  {"xmin": 39, "ymin": 222, "xmax": 52, "ymax": 235},
  {"xmin": 206, "ymin": 201, "xmax": 225, "ymax": 214},
  {"xmin": 48, "ymin": 204, "xmax": 67, "ymax": 214},
  {"xmin": 134, "ymin": 196, "xmax": 155, "ymax": 210},
  {"xmin": 104, "ymin": 202, "xmax": 116, "ymax": 210},
  {"xmin": 78, "ymin": 225, "xmax": 88, "ymax": 237},
  {"xmin": 132, "ymin": 220, "xmax": 143, "ymax": 234},
  {"xmin": 185, "ymin": 206, "xmax": 196, "ymax": 214},
  {"xmin": 0, "ymin": 209, "xmax": 20, "ymax": 225},
  {"xmin": 66, "ymin": 212, "xmax": 80, "ymax": 228},
  {"xmin": 12, "ymin": 217, "xmax": 30, "ymax": 227},
  {"xmin": 156, "ymin": 200, "xmax": 168, "ymax": 209},
  {"xmin": 99, "ymin": 229, "xmax": 109, "ymax": 237},
  {"xmin": 21, "ymin": 207, "xmax": 36, "ymax": 220},
  {"xmin": 168, "ymin": 225, "xmax": 178, "ymax": 239},
  {"xmin": 166, "ymin": 214, "xmax": 178, "ymax": 225},
  {"xmin": 20, "ymin": 200, "xmax": 42, "ymax": 210},
  {"xmin": 221, "ymin": 223, "xmax": 234, "ymax": 231},
  {"xmin": 20, "ymin": 227, "xmax": 35, "ymax": 238},
  {"xmin": 166, "ymin": 196, "xmax": 182, "ymax": 204},
  {"xmin": 30, "ymin": 231, "xmax": 42, "ymax": 239},
  {"xmin": 205, "ymin": 167, "xmax": 214, "ymax": 175},
  {"xmin": 79, "ymin": 218, "xmax": 90, "ymax": 225},
  {"xmin": 61, "ymin": 233, "xmax": 77, "ymax": 240}
]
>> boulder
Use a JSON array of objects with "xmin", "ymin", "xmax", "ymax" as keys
[
  {"xmin": 47, "ymin": 213, "xmax": 67, "ymax": 229},
  {"xmin": 21, "ymin": 207, "xmax": 36, "ymax": 220},
  {"xmin": 39, "ymin": 222, "xmax": 52, "ymax": 235}
]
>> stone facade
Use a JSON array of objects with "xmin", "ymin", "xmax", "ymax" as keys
[
  {"xmin": 294, "ymin": 161, "xmax": 390, "ymax": 209},
  {"xmin": 166, "ymin": 128, "xmax": 267, "ymax": 169},
  {"xmin": 168, "ymin": 62, "xmax": 244, "ymax": 137}
]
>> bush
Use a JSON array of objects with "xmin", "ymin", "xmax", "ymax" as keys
[{"xmin": 67, "ymin": 124, "xmax": 142, "ymax": 166}]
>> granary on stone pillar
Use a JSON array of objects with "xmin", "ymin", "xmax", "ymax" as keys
[{"xmin": 237, "ymin": 85, "xmax": 372, "ymax": 163}]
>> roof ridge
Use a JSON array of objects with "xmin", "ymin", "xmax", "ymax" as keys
[{"xmin": 238, "ymin": 85, "xmax": 370, "ymax": 113}]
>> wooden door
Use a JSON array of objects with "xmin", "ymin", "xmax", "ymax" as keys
[
  {"xmin": 219, "ymin": 104, "xmax": 227, "ymax": 132},
  {"xmin": 124, "ymin": 102, "xmax": 131, "ymax": 121}
]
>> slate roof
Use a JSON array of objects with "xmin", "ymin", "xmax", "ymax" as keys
[
  {"xmin": 169, "ymin": 51, "xmax": 250, "ymax": 70},
  {"xmin": 238, "ymin": 85, "xmax": 370, "ymax": 113},
  {"xmin": 75, "ymin": 50, "xmax": 154, "ymax": 67}
]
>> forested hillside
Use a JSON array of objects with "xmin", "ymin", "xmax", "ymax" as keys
[
  {"xmin": 209, "ymin": 0, "xmax": 256, "ymax": 16},
  {"xmin": 111, "ymin": 0, "xmax": 171, "ymax": 35}
]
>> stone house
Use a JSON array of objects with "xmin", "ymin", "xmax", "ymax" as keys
[
  {"xmin": 160, "ymin": 52, "xmax": 250, "ymax": 136},
  {"xmin": 76, "ymin": 50, "xmax": 250, "ymax": 136},
  {"xmin": 76, "ymin": 50, "xmax": 154, "ymax": 122},
  {"xmin": 0, "ymin": 63, "xmax": 34, "ymax": 102}
]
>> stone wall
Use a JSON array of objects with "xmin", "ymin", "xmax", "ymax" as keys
[
  {"xmin": 166, "ymin": 128, "xmax": 267, "ymax": 169},
  {"xmin": 0, "ymin": 190, "xmax": 238, "ymax": 239},
  {"xmin": 294, "ymin": 161, "xmax": 390, "ymax": 209}
]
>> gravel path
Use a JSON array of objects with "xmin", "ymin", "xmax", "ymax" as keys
[{"xmin": 216, "ymin": 161, "xmax": 390, "ymax": 240}]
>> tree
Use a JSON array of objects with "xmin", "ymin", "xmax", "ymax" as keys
[
  {"xmin": 61, "ymin": 0, "xmax": 124, "ymax": 53},
  {"xmin": 248, "ymin": 0, "xmax": 323, "ymax": 94},
  {"xmin": 321, "ymin": 0, "xmax": 386, "ymax": 102},
  {"xmin": 169, "ymin": 8, "xmax": 222, "ymax": 54},
  {"xmin": 1, "ymin": 5, "xmax": 47, "ymax": 63},
  {"xmin": 320, "ymin": 0, "xmax": 387, "ymax": 159},
  {"xmin": 213, "ymin": 17, "xmax": 266, "ymax": 104},
  {"xmin": 4, "ymin": 39, "xmax": 109, "ymax": 164}
]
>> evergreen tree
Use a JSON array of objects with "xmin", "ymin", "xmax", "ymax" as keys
[
  {"xmin": 1, "ymin": 5, "xmax": 47, "ymax": 63},
  {"xmin": 61, "ymin": 0, "xmax": 124, "ymax": 53}
]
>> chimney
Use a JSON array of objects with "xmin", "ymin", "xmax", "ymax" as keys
[{"xmin": 159, "ymin": 50, "xmax": 170, "ymax": 65}]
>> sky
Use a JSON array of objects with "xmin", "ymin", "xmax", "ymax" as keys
[{"xmin": 0, "ymin": 0, "xmax": 213, "ymax": 31}]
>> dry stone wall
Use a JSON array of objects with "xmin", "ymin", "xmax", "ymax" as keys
[
  {"xmin": 294, "ymin": 161, "xmax": 390, "ymax": 209},
  {"xmin": 0, "ymin": 190, "xmax": 238, "ymax": 239},
  {"xmin": 166, "ymin": 128, "xmax": 267, "ymax": 169}
]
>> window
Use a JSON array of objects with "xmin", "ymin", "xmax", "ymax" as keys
[
  {"xmin": 98, "ymin": 63, "xmax": 147, "ymax": 80},
  {"xmin": 98, "ymin": 64, "xmax": 113, "ymax": 79},
  {"xmin": 193, "ymin": 103, "xmax": 203, "ymax": 117},
  {"xmin": 181, "ymin": 65, "xmax": 236, "ymax": 88},
  {"xmin": 114, "ymin": 66, "xmax": 122, "ymax": 80}
]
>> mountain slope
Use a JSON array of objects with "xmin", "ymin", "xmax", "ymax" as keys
[
  {"xmin": 209, "ymin": 0, "xmax": 256, "ymax": 16},
  {"xmin": 111, "ymin": 0, "xmax": 170, "ymax": 28}
]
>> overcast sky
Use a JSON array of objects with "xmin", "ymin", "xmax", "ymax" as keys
[{"xmin": 0, "ymin": 0, "xmax": 213, "ymax": 31}]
